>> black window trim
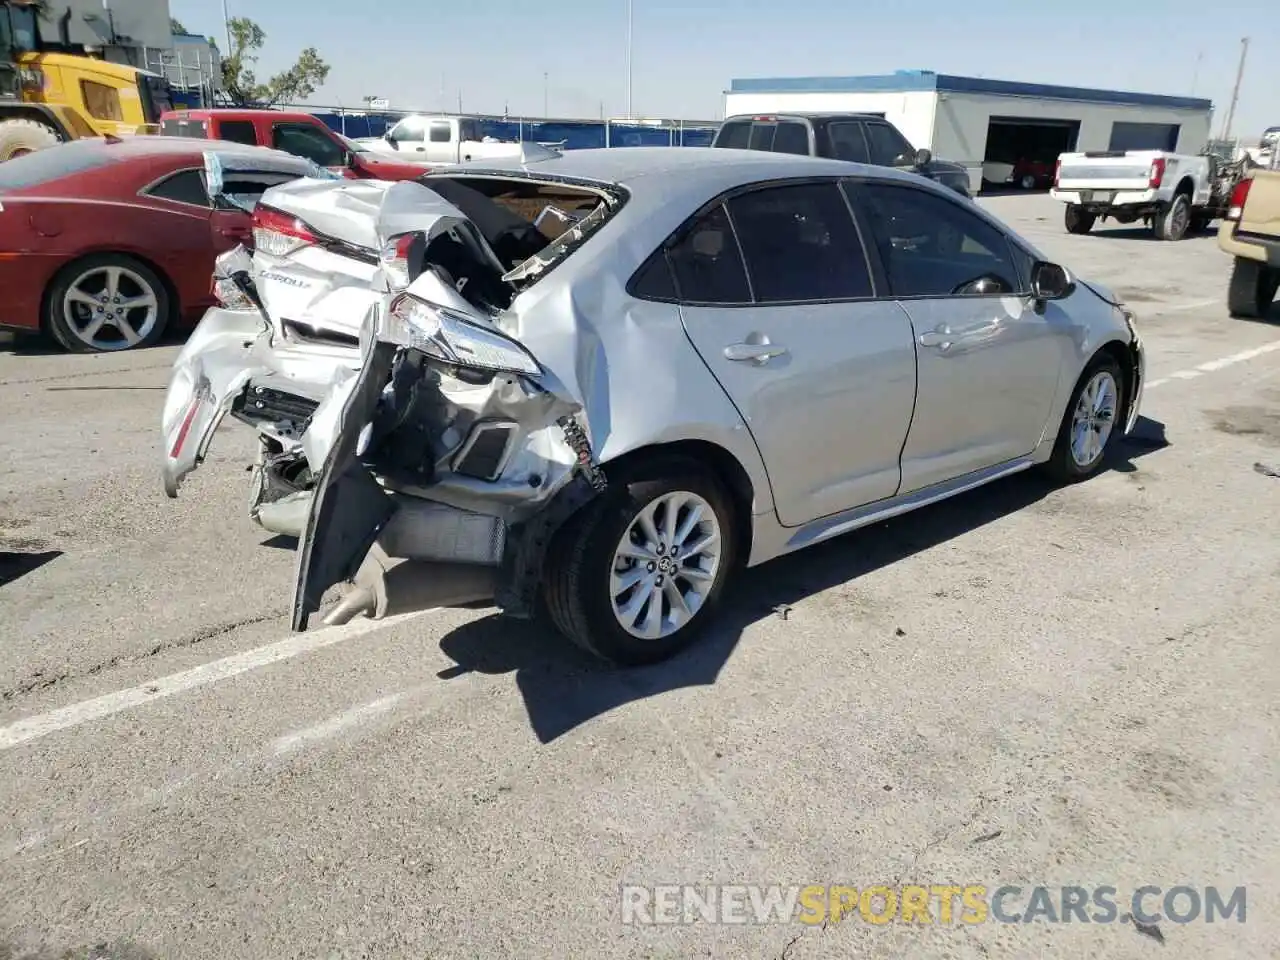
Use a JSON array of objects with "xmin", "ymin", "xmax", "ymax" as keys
[
  {"xmin": 138, "ymin": 165, "xmax": 212, "ymax": 210},
  {"xmin": 843, "ymin": 177, "xmax": 1035, "ymax": 301},
  {"xmin": 626, "ymin": 174, "xmax": 882, "ymax": 308}
]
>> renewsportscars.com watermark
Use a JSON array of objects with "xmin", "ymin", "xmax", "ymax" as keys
[{"xmin": 620, "ymin": 884, "xmax": 1247, "ymax": 926}]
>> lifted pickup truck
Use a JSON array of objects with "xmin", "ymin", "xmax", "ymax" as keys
[
  {"xmin": 1050, "ymin": 149, "xmax": 1245, "ymax": 241},
  {"xmin": 158, "ymin": 109, "xmax": 433, "ymax": 181},
  {"xmin": 711, "ymin": 112, "xmax": 973, "ymax": 197},
  {"xmin": 1219, "ymin": 167, "xmax": 1280, "ymax": 319}
]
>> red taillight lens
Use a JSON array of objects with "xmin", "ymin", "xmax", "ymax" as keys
[
  {"xmin": 1053, "ymin": 158, "xmax": 1061, "ymax": 188},
  {"xmin": 1226, "ymin": 178, "xmax": 1252, "ymax": 221},
  {"xmin": 251, "ymin": 205, "xmax": 318, "ymax": 257},
  {"xmin": 379, "ymin": 232, "xmax": 424, "ymax": 289},
  {"xmin": 1148, "ymin": 157, "xmax": 1166, "ymax": 188}
]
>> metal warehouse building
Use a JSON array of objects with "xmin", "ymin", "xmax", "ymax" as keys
[{"xmin": 724, "ymin": 70, "xmax": 1213, "ymax": 192}]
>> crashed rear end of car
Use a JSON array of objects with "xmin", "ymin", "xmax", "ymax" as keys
[{"xmin": 162, "ymin": 158, "xmax": 628, "ymax": 632}]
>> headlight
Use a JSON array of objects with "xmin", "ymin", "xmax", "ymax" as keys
[{"xmin": 386, "ymin": 294, "xmax": 541, "ymax": 377}]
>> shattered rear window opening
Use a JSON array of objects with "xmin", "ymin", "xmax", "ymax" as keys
[{"xmin": 420, "ymin": 173, "xmax": 625, "ymax": 287}]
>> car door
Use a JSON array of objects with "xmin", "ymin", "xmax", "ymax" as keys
[
  {"xmin": 849, "ymin": 179, "xmax": 1070, "ymax": 493},
  {"xmin": 271, "ymin": 121, "xmax": 347, "ymax": 172},
  {"xmin": 674, "ymin": 179, "xmax": 918, "ymax": 527},
  {"xmin": 424, "ymin": 120, "xmax": 457, "ymax": 163}
]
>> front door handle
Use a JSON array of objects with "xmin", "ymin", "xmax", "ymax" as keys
[{"xmin": 724, "ymin": 342, "xmax": 788, "ymax": 364}]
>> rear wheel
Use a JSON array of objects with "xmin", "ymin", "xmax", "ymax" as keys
[
  {"xmin": 1042, "ymin": 355, "xmax": 1125, "ymax": 484},
  {"xmin": 44, "ymin": 254, "xmax": 172, "ymax": 353},
  {"xmin": 542, "ymin": 458, "xmax": 738, "ymax": 666},
  {"xmin": 1227, "ymin": 258, "xmax": 1279, "ymax": 320},
  {"xmin": 1153, "ymin": 194, "xmax": 1191, "ymax": 241},
  {"xmin": 1064, "ymin": 205, "xmax": 1095, "ymax": 234},
  {"xmin": 1020, "ymin": 173, "xmax": 1038, "ymax": 190},
  {"xmin": 0, "ymin": 118, "xmax": 60, "ymax": 161}
]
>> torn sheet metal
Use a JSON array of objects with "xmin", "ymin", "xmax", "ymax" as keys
[{"xmin": 203, "ymin": 149, "xmax": 338, "ymax": 212}]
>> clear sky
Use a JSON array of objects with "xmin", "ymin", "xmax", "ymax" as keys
[{"xmin": 172, "ymin": 0, "xmax": 1277, "ymax": 136}]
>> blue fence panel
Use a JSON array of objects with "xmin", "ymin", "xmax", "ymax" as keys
[{"xmin": 311, "ymin": 112, "xmax": 717, "ymax": 150}]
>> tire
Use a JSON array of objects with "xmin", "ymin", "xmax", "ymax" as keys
[
  {"xmin": 1041, "ymin": 354, "xmax": 1126, "ymax": 484},
  {"xmin": 542, "ymin": 457, "xmax": 739, "ymax": 666},
  {"xmin": 44, "ymin": 254, "xmax": 172, "ymax": 353},
  {"xmin": 1227, "ymin": 258, "xmax": 1279, "ymax": 320},
  {"xmin": 1020, "ymin": 173, "xmax": 1038, "ymax": 190},
  {"xmin": 0, "ymin": 118, "xmax": 60, "ymax": 161},
  {"xmin": 1153, "ymin": 194, "xmax": 1191, "ymax": 241},
  {"xmin": 1064, "ymin": 205, "xmax": 1095, "ymax": 235}
]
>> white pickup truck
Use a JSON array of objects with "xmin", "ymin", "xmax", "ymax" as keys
[
  {"xmin": 352, "ymin": 114, "xmax": 541, "ymax": 165},
  {"xmin": 1050, "ymin": 149, "xmax": 1241, "ymax": 241}
]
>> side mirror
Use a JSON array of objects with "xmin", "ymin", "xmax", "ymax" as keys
[
  {"xmin": 384, "ymin": 133, "xmax": 397, "ymax": 149},
  {"xmin": 1031, "ymin": 260, "xmax": 1073, "ymax": 300},
  {"xmin": 914, "ymin": 147, "xmax": 932, "ymax": 167}
]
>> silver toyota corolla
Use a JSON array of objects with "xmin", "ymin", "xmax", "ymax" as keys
[{"xmin": 162, "ymin": 147, "xmax": 1145, "ymax": 665}]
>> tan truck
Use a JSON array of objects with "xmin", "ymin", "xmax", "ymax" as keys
[{"xmin": 1219, "ymin": 164, "xmax": 1280, "ymax": 319}]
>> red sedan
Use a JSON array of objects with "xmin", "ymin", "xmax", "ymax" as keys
[{"xmin": 0, "ymin": 136, "xmax": 322, "ymax": 352}]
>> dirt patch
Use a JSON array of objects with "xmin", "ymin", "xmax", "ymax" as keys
[
  {"xmin": 1208, "ymin": 405, "xmax": 1280, "ymax": 446},
  {"xmin": 1127, "ymin": 748, "xmax": 1213, "ymax": 808}
]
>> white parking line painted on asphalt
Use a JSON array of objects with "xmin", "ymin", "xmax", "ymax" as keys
[
  {"xmin": 0, "ymin": 611, "xmax": 430, "ymax": 753},
  {"xmin": 270, "ymin": 692, "xmax": 406, "ymax": 756},
  {"xmin": 1144, "ymin": 339, "xmax": 1280, "ymax": 391}
]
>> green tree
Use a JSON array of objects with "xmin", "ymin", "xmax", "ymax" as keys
[
  {"xmin": 170, "ymin": 17, "xmax": 187, "ymax": 34},
  {"xmin": 220, "ymin": 16, "xmax": 330, "ymax": 107}
]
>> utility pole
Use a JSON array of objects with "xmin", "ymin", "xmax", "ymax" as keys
[
  {"xmin": 1190, "ymin": 50, "xmax": 1203, "ymax": 95},
  {"xmin": 543, "ymin": 71, "xmax": 548, "ymax": 118},
  {"xmin": 222, "ymin": 0, "xmax": 232, "ymax": 57},
  {"xmin": 457, "ymin": 89, "xmax": 462, "ymax": 115},
  {"xmin": 1220, "ymin": 37, "xmax": 1249, "ymax": 141},
  {"xmin": 625, "ymin": 0, "xmax": 633, "ymax": 119}
]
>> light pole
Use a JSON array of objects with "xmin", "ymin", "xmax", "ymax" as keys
[
  {"xmin": 625, "ymin": 0, "xmax": 633, "ymax": 119},
  {"xmin": 543, "ymin": 71, "xmax": 548, "ymax": 118},
  {"xmin": 221, "ymin": 0, "xmax": 232, "ymax": 57}
]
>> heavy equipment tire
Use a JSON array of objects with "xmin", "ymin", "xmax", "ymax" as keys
[
  {"xmin": 542, "ymin": 456, "xmax": 739, "ymax": 666},
  {"xmin": 1064, "ymin": 205, "xmax": 1095, "ymax": 234},
  {"xmin": 1153, "ymin": 194, "xmax": 1191, "ymax": 241},
  {"xmin": 0, "ymin": 118, "xmax": 60, "ymax": 161},
  {"xmin": 1227, "ymin": 258, "xmax": 1279, "ymax": 320},
  {"xmin": 1041, "ymin": 353, "xmax": 1126, "ymax": 484}
]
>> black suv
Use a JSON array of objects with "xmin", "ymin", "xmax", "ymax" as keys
[{"xmin": 712, "ymin": 113, "xmax": 972, "ymax": 197}]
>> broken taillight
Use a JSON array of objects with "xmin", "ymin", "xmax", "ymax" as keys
[
  {"xmin": 1148, "ymin": 157, "xmax": 1166, "ymax": 189},
  {"xmin": 252, "ymin": 205, "xmax": 319, "ymax": 257},
  {"xmin": 379, "ymin": 232, "xmax": 426, "ymax": 290},
  {"xmin": 1225, "ymin": 178, "xmax": 1252, "ymax": 221},
  {"xmin": 210, "ymin": 274, "xmax": 253, "ymax": 309}
]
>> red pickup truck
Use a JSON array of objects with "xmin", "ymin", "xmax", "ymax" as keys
[{"xmin": 157, "ymin": 109, "xmax": 432, "ymax": 181}]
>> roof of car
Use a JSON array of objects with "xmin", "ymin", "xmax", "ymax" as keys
[
  {"xmin": 721, "ymin": 112, "xmax": 891, "ymax": 121},
  {"xmin": 48, "ymin": 135, "xmax": 300, "ymax": 161},
  {"xmin": 435, "ymin": 146, "xmax": 916, "ymax": 194}
]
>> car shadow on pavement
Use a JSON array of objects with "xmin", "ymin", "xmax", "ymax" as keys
[
  {"xmin": 0, "ymin": 550, "xmax": 63, "ymax": 589},
  {"xmin": 436, "ymin": 416, "xmax": 1169, "ymax": 744}
]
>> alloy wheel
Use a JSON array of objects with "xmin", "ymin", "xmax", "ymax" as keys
[
  {"xmin": 62, "ymin": 264, "xmax": 160, "ymax": 351},
  {"xmin": 1070, "ymin": 370, "xmax": 1118, "ymax": 468},
  {"xmin": 609, "ymin": 490, "xmax": 723, "ymax": 641}
]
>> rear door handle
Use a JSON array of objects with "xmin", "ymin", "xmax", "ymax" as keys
[
  {"xmin": 918, "ymin": 330, "xmax": 952, "ymax": 349},
  {"xmin": 724, "ymin": 342, "xmax": 788, "ymax": 364}
]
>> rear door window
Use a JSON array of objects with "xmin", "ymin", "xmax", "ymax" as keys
[
  {"xmin": 864, "ymin": 122, "xmax": 915, "ymax": 166},
  {"xmin": 826, "ymin": 121, "xmax": 871, "ymax": 163},
  {"xmin": 727, "ymin": 180, "xmax": 873, "ymax": 302},
  {"xmin": 715, "ymin": 121, "xmax": 752, "ymax": 149},
  {"xmin": 216, "ymin": 120, "xmax": 259, "ymax": 145},
  {"xmin": 271, "ymin": 123, "xmax": 345, "ymax": 167},
  {"xmin": 429, "ymin": 121, "xmax": 453, "ymax": 143},
  {"xmin": 771, "ymin": 121, "xmax": 810, "ymax": 155},
  {"xmin": 665, "ymin": 204, "xmax": 752, "ymax": 304}
]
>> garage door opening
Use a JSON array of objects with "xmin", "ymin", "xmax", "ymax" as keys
[{"xmin": 981, "ymin": 117, "xmax": 1081, "ymax": 192}]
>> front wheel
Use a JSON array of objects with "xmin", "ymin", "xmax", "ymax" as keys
[
  {"xmin": 1020, "ymin": 173, "xmax": 1038, "ymax": 190},
  {"xmin": 542, "ymin": 460, "xmax": 738, "ymax": 665},
  {"xmin": 1064, "ymin": 205, "xmax": 1095, "ymax": 234},
  {"xmin": 1041, "ymin": 356, "xmax": 1126, "ymax": 484}
]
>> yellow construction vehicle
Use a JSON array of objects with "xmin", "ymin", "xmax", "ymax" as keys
[{"xmin": 0, "ymin": 0, "xmax": 173, "ymax": 159}]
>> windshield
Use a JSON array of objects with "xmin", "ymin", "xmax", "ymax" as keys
[{"xmin": 2, "ymin": 4, "xmax": 38, "ymax": 54}]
